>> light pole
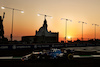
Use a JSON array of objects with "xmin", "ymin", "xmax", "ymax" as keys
[
  {"xmin": 78, "ymin": 21, "xmax": 87, "ymax": 41},
  {"xmin": 1, "ymin": 6, "xmax": 24, "ymax": 41},
  {"xmin": 92, "ymin": 24, "xmax": 99, "ymax": 40},
  {"xmin": 37, "ymin": 13, "xmax": 52, "ymax": 43},
  {"xmin": 61, "ymin": 18, "xmax": 72, "ymax": 42}
]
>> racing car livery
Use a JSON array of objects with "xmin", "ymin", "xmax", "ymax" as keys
[{"xmin": 21, "ymin": 48, "xmax": 74, "ymax": 61}]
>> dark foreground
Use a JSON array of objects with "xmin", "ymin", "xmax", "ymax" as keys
[{"xmin": 0, "ymin": 58, "xmax": 100, "ymax": 67}]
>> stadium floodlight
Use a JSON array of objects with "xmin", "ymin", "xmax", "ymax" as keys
[
  {"xmin": 50, "ymin": 16, "xmax": 53, "ymax": 19},
  {"xmin": 37, "ymin": 13, "xmax": 53, "ymax": 19},
  {"xmin": 92, "ymin": 24, "xmax": 99, "ymax": 40},
  {"xmin": 78, "ymin": 21, "xmax": 87, "ymax": 41},
  {"xmin": 1, "ymin": 6, "xmax": 24, "ymax": 41},
  {"xmin": 61, "ymin": 18, "xmax": 72, "ymax": 42},
  {"xmin": 37, "ymin": 14, "xmax": 40, "ymax": 16},
  {"xmin": 21, "ymin": 11, "xmax": 24, "ymax": 13},
  {"xmin": 1, "ymin": 6, "xmax": 5, "ymax": 9}
]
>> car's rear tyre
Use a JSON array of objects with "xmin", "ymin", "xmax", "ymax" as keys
[{"xmin": 68, "ymin": 54, "xmax": 73, "ymax": 60}]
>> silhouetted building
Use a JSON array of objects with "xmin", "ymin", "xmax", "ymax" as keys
[{"xmin": 22, "ymin": 19, "xmax": 59, "ymax": 43}]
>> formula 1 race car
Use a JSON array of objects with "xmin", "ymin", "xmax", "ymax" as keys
[{"xmin": 21, "ymin": 48, "xmax": 74, "ymax": 61}]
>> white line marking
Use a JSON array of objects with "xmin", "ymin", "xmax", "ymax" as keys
[
  {"xmin": 73, "ymin": 55, "xmax": 80, "ymax": 58},
  {"xmin": 92, "ymin": 55, "xmax": 100, "ymax": 57},
  {"xmin": 0, "ymin": 56, "xmax": 13, "ymax": 59}
]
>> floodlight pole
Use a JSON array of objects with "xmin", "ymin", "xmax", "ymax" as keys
[
  {"xmin": 82, "ymin": 22, "xmax": 83, "ymax": 41},
  {"xmin": 65, "ymin": 19, "xmax": 67, "ymax": 41},
  {"xmin": 95, "ymin": 24, "xmax": 96, "ymax": 40},
  {"xmin": 79, "ymin": 21, "xmax": 87, "ymax": 42},
  {"xmin": 1, "ymin": 6, "xmax": 24, "ymax": 41},
  {"xmin": 44, "ymin": 15, "xmax": 46, "ymax": 20},
  {"xmin": 92, "ymin": 24, "xmax": 99, "ymax": 40},
  {"xmin": 61, "ymin": 18, "xmax": 72, "ymax": 43},
  {"xmin": 11, "ymin": 9, "xmax": 14, "ymax": 41}
]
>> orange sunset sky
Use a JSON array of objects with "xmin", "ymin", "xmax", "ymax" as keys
[{"xmin": 0, "ymin": 0, "xmax": 100, "ymax": 42}]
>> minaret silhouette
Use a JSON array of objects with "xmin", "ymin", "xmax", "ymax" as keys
[{"xmin": 43, "ymin": 18, "xmax": 48, "ymax": 31}]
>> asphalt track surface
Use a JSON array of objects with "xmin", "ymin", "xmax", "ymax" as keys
[{"xmin": 0, "ymin": 58, "xmax": 100, "ymax": 67}]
